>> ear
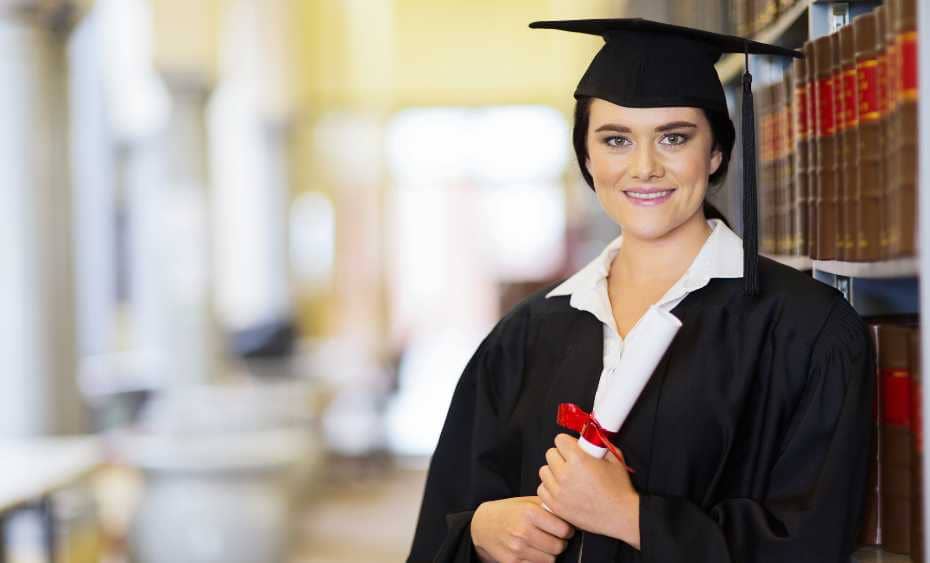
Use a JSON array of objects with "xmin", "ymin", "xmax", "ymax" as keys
[
  {"xmin": 709, "ymin": 148, "xmax": 723, "ymax": 176},
  {"xmin": 585, "ymin": 155, "xmax": 592, "ymax": 176}
]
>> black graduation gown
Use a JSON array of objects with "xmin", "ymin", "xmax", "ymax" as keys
[{"xmin": 408, "ymin": 257, "xmax": 876, "ymax": 563}]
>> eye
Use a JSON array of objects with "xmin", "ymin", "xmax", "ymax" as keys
[
  {"xmin": 604, "ymin": 136, "xmax": 631, "ymax": 148},
  {"xmin": 660, "ymin": 133, "xmax": 690, "ymax": 146}
]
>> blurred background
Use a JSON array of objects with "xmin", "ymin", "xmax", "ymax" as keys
[{"xmin": 0, "ymin": 0, "xmax": 742, "ymax": 561}]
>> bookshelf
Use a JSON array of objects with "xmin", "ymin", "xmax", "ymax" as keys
[
  {"xmin": 717, "ymin": 0, "xmax": 925, "ymax": 560},
  {"xmin": 762, "ymin": 253, "xmax": 813, "ymax": 270}
]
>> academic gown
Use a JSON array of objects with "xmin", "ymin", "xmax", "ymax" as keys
[{"xmin": 407, "ymin": 256, "xmax": 875, "ymax": 563}]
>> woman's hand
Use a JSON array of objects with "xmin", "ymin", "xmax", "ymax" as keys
[
  {"xmin": 537, "ymin": 433, "xmax": 641, "ymax": 550},
  {"xmin": 470, "ymin": 496, "xmax": 575, "ymax": 563}
]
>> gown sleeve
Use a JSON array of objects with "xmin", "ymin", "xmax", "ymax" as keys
[
  {"xmin": 637, "ymin": 296, "xmax": 876, "ymax": 563},
  {"xmin": 407, "ymin": 307, "xmax": 530, "ymax": 563}
]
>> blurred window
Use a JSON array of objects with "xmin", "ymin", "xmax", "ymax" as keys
[{"xmin": 384, "ymin": 105, "xmax": 569, "ymax": 456}]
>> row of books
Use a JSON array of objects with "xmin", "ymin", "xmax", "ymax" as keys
[
  {"xmin": 754, "ymin": 0, "xmax": 918, "ymax": 261},
  {"xmin": 860, "ymin": 320, "xmax": 923, "ymax": 560},
  {"xmin": 730, "ymin": 0, "xmax": 802, "ymax": 37}
]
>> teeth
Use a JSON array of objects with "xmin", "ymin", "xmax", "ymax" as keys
[{"xmin": 626, "ymin": 190, "xmax": 672, "ymax": 200}]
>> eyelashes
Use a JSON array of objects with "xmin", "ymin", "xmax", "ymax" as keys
[{"xmin": 602, "ymin": 133, "xmax": 692, "ymax": 148}]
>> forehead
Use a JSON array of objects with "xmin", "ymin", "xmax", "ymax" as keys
[{"xmin": 588, "ymin": 98, "xmax": 708, "ymax": 128}]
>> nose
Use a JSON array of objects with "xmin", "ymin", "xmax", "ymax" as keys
[{"xmin": 630, "ymin": 144, "xmax": 663, "ymax": 181}]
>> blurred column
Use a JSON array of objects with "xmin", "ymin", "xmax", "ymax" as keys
[
  {"xmin": 110, "ymin": 0, "xmax": 225, "ymax": 387},
  {"xmin": 211, "ymin": 0, "xmax": 301, "ymax": 344},
  {"xmin": 123, "ymin": 75, "xmax": 222, "ymax": 387},
  {"xmin": 0, "ymin": 1, "xmax": 89, "ymax": 436}
]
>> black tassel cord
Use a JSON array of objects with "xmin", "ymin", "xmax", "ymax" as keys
[{"xmin": 741, "ymin": 47, "xmax": 760, "ymax": 296}]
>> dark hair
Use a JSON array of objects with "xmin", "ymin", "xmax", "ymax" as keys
[{"xmin": 572, "ymin": 96, "xmax": 736, "ymax": 225}]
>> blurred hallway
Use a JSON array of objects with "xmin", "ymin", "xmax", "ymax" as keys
[{"xmin": 292, "ymin": 461, "xmax": 426, "ymax": 563}]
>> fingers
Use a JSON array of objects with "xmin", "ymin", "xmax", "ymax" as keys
[
  {"xmin": 554, "ymin": 433, "xmax": 580, "ymax": 462},
  {"xmin": 529, "ymin": 503, "xmax": 574, "ymax": 540},
  {"xmin": 544, "ymin": 447, "xmax": 566, "ymax": 477},
  {"xmin": 538, "ymin": 463, "xmax": 558, "ymax": 493}
]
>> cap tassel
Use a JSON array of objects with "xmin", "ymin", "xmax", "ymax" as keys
[{"xmin": 741, "ymin": 47, "xmax": 759, "ymax": 296}]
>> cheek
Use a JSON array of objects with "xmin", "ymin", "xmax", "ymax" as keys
[{"xmin": 586, "ymin": 146, "xmax": 624, "ymax": 184}]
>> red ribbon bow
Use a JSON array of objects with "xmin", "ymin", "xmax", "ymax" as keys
[{"xmin": 557, "ymin": 403, "xmax": 635, "ymax": 473}]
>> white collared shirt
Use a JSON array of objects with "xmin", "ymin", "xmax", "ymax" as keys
[{"xmin": 546, "ymin": 218, "xmax": 744, "ymax": 401}]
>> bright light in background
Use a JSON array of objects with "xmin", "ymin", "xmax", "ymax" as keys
[
  {"xmin": 385, "ymin": 105, "xmax": 569, "ymax": 456},
  {"xmin": 386, "ymin": 108, "xmax": 471, "ymax": 184},
  {"xmin": 290, "ymin": 192, "xmax": 335, "ymax": 291},
  {"xmin": 96, "ymin": 0, "xmax": 171, "ymax": 141},
  {"xmin": 469, "ymin": 106, "xmax": 569, "ymax": 183},
  {"xmin": 480, "ymin": 182, "xmax": 566, "ymax": 281}
]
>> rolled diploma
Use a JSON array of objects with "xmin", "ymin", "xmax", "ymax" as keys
[{"xmin": 577, "ymin": 305, "xmax": 682, "ymax": 458}]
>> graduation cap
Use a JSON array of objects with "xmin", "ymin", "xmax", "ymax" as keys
[{"xmin": 529, "ymin": 18, "xmax": 802, "ymax": 296}]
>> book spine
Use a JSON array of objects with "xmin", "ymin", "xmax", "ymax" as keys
[
  {"xmin": 895, "ymin": 0, "xmax": 918, "ymax": 257},
  {"xmin": 861, "ymin": 324, "xmax": 884, "ymax": 546},
  {"xmin": 876, "ymin": 5, "xmax": 890, "ymax": 259},
  {"xmin": 804, "ymin": 40, "xmax": 819, "ymax": 259},
  {"xmin": 814, "ymin": 35, "xmax": 838, "ymax": 260},
  {"xmin": 781, "ymin": 73, "xmax": 795, "ymax": 257},
  {"xmin": 772, "ymin": 83, "xmax": 784, "ymax": 255},
  {"xmin": 792, "ymin": 57, "xmax": 809, "ymax": 257},
  {"xmin": 832, "ymin": 32, "xmax": 848, "ymax": 261},
  {"xmin": 840, "ymin": 24, "xmax": 860, "ymax": 263},
  {"xmin": 880, "ymin": 323, "xmax": 912, "ymax": 555},
  {"xmin": 885, "ymin": 1, "xmax": 901, "ymax": 258},
  {"xmin": 910, "ymin": 326, "xmax": 925, "ymax": 562},
  {"xmin": 855, "ymin": 13, "xmax": 883, "ymax": 261}
]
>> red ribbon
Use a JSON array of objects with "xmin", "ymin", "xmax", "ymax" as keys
[{"xmin": 557, "ymin": 403, "xmax": 635, "ymax": 473}]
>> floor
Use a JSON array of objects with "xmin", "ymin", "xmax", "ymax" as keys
[{"xmin": 291, "ymin": 457, "xmax": 427, "ymax": 563}]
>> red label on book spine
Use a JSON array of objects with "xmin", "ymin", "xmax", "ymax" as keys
[
  {"xmin": 901, "ymin": 31, "xmax": 918, "ymax": 102},
  {"xmin": 795, "ymin": 86, "xmax": 809, "ymax": 140},
  {"xmin": 912, "ymin": 378, "xmax": 923, "ymax": 453},
  {"xmin": 882, "ymin": 368, "xmax": 911, "ymax": 427},
  {"xmin": 877, "ymin": 52, "xmax": 888, "ymax": 114},
  {"xmin": 834, "ymin": 73, "xmax": 846, "ymax": 132},
  {"xmin": 817, "ymin": 77, "xmax": 835, "ymax": 136},
  {"xmin": 887, "ymin": 40, "xmax": 898, "ymax": 109},
  {"xmin": 858, "ymin": 59, "xmax": 880, "ymax": 121},
  {"xmin": 843, "ymin": 69, "xmax": 859, "ymax": 127}
]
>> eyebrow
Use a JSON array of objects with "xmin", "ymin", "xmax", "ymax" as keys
[{"xmin": 594, "ymin": 121, "xmax": 699, "ymax": 133}]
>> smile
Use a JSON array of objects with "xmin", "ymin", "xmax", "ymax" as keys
[{"xmin": 623, "ymin": 189, "xmax": 675, "ymax": 205}]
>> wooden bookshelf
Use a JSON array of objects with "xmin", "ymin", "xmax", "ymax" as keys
[
  {"xmin": 852, "ymin": 547, "xmax": 912, "ymax": 563},
  {"xmin": 762, "ymin": 253, "xmax": 813, "ymax": 271},
  {"xmin": 812, "ymin": 258, "xmax": 920, "ymax": 279},
  {"xmin": 716, "ymin": 0, "xmax": 812, "ymax": 83}
]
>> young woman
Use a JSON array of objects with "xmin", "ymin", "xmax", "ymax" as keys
[{"xmin": 408, "ymin": 18, "xmax": 873, "ymax": 563}]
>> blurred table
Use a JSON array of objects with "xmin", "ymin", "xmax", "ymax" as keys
[{"xmin": 0, "ymin": 437, "xmax": 103, "ymax": 563}]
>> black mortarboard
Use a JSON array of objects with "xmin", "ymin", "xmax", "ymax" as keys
[{"xmin": 529, "ymin": 18, "xmax": 802, "ymax": 296}]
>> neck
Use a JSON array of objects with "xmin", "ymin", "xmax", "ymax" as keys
[{"xmin": 612, "ymin": 213, "xmax": 713, "ymax": 286}]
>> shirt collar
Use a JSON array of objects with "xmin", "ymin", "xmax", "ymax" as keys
[{"xmin": 546, "ymin": 218, "xmax": 744, "ymax": 310}]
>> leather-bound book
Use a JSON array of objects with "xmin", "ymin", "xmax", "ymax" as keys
[
  {"xmin": 876, "ymin": 5, "xmax": 890, "ymax": 259},
  {"xmin": 854, "ymin": 13, "xmax": 883, "ymax": 261},
  {"xmin": 831, "ymin": 32, "xmax": 847, "ymax": 261},
  {"xmin": 839, "ymin": 24, "xmax": 860, "ymax": 263},
  {"xmin": 792, "ymin": 57, "xmax": 810, "ymax": 257},
  {"xmin": 813, "ymin": 35, "xmax": 837, "ymax": 260},
  {"xmin": 880, "ymin": 323, "xmax": 912, "ymax": 554},
  {"xmin": 803, "ymin": 41, "xmax": 818, "ymax": 258},
  {"xmin": 758, "ymin": 85, "xmax": 774, "ymax": 254},
  {"xmin": 910, "ymin": 326, "xmax": 924, "ymax": 562},
  {"xmin": 884, "ymin": 0, "xmax": 900, "ymax": 258},
  {"xmin": 781, "ymin": 72, "xmax": 795, "ymax": 257},
  {"xmin": 892, "ymin": 0, "xmax": 918, "ymax": 257},
  {"xmin": 772, "ymin": 82, "xmax": 785, "ymax": 255},
  {"xmin": 860, "ymin": 324, "xmax": 883, "ymax": 546}
]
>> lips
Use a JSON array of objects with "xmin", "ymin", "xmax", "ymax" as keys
[{"xmin": 622, "ymin": 188, "xmax": 676, "ymax": 206}]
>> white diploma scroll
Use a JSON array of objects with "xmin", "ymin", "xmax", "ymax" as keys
[{"xmin": 577, "ymin": 305, "xmax": 682, "ymax": 458}]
